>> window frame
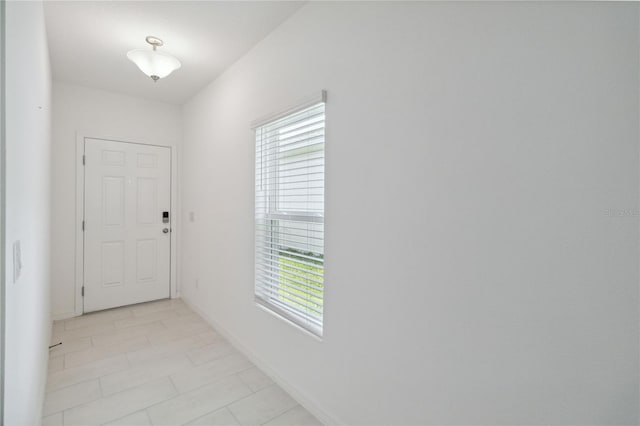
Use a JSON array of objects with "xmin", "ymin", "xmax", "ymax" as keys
[{"xmin": 253, "ymin": 92, "xmax": 326, "ymax": 338}]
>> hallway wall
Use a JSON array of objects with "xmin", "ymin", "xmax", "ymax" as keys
[
  {"xmin": 50, "ymin": 82, "xmax": 182, "ymax": 319},
  {"xmin": 181, "ymin": 2, "xmax": 639, "ymax": 424},
  {"xmin": 5, "ymin": 1, "xmax": 52, "ymax": 424}
]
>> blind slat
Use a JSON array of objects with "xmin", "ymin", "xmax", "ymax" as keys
[
  {"xmin": 256, "ymin": 262, "xmax": 324, "ymax": 287},
  {"xmin": 256, "ymin": 237, "xmax": 324, "ymax": 252},
  {"xmin": 255, "ymin": 230, "xmax": 324, "ymax": 244},
  {"xmin": 260, "ymin": 113, "xmax": 324, "ymax": 139},
  {"xmin": 255, "ymin": 246, "xmax": 325, "ymax": 267},
  {"xmin": 256, "ymin": 238, "xmax": 324, "ymax": 253},
  {"xmin": 255, "ymin": 290, "xmax": 323, "ymax": 316},
  {"xmin": 256, "ymin": 213, "xmax": 324, "ymax": 223},
  {"xmin": 258, "ymin": 126, "xmax": 324, "ymax": 148},
  {"xmin": 255, "ymin": 270, "xmax": 324, "ymax": 301}
]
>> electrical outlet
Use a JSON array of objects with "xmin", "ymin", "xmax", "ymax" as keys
[
  {"xmin": 13, "ymin": 240, "xmax": 22, "ymax": 283},
  {"xmin": 189, "ymin": 211, "xmax": 195, "ymax": 222}
]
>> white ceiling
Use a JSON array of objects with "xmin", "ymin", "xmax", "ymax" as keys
[{"xmin": 44, "ymin": 1, "xmax": 305, "ymax": 104}]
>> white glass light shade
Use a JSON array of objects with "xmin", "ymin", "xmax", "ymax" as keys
[{"xmin": 127, "ymin": 49, "xmax": 181, "ymax": 80}]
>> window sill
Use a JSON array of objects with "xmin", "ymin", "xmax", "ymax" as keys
[{"xmin": 254, "ymin": 302, "xmax": 323, "ymax": 343}]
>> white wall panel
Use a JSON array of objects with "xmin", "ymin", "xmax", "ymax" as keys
[
  {"xmin": 181, "ymin": 3, "xmax": 639, "ymax": 424},
  {"xmin": 5, "ymin": 1, "xmax": 52, "ymax": 423},
  {"xmin": 51, "ymin": 82, "xmax": 181, "ymax": 318}
]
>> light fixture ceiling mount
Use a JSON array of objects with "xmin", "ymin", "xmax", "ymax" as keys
[
  {"xmin": 145, "ymin": 36, "xmax": 163, "ymax": 49},
  {"xmin": 127, "ymin": 36, "xmax": 181, "ymax": 82}
]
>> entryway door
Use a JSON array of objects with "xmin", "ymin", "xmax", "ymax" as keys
[{"xmin": 83, "ymin": 138, "xmax": 171, "ymax": 312}]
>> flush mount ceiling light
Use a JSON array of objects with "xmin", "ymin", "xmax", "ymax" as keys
[{"xmin": 127, "ymin": 36, "xmax": 181, "ymax": 82}]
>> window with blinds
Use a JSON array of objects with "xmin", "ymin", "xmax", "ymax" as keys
[{"xmin": 254, "ymin": 98, "xmax": 325, "ymax": 337}]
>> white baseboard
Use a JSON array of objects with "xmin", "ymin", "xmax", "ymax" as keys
[{"xmin": 181, "ymin": 295, "xmax": 342, "ymax": 426}]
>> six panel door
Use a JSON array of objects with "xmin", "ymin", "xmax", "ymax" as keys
[{"xmin": 84, "ymin": 138, "xmax": 171, "ymax": 312}]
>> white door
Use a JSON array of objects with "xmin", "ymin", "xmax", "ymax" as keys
[{"xmin": 84, "ymin": 138, "xmax": 171, "ymax": 312}]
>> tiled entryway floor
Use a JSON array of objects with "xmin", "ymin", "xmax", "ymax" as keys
[{"xmin": 43, "ymin": 299, "xmax": 321, "ymax": 426}]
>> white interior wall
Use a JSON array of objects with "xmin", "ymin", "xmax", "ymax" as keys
[
  {"xmin": 51, "ymin": 82, "xmax": 182, "ymax": 319},
  {"xmin": 181, "ymin": 2, "xmax": 639, "ymax": 424},
  {"xmin": 5, "ymin": 1, "xmax": 52, "ymax": 424},
  {"xmin": 0, "ymin": 1, "xmax": 5, "ymax": 419}
]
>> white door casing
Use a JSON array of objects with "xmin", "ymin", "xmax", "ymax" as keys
[{"xmin": 83, "ymin": 138, "xmax": 171, "ymax": 312}]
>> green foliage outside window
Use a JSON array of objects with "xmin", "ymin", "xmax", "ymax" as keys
[{"xmin": 277, "ymin": 249, "xmax": 323, "ymax": 315}]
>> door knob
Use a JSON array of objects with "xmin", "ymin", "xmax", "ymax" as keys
[{"xmin": 162, "ymin": 228, "xmax": 169, "ymax": 234}]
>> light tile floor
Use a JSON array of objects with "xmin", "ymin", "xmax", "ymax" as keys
[{"xmin": 43, "ymin": 299, "xmax": 322, "ymax": 426}]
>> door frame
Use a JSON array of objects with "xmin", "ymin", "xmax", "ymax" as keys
[{"xmin": 74, "ymin": 132, "xmax": 179, "ymax": 316}]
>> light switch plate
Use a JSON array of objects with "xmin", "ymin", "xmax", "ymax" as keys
[{"xmin": 13, "ymin": 240, "xmax": 22, "ymax": 283}]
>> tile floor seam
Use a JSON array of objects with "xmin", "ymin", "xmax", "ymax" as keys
[
  {"xmin": 46, "ymin": 375, "xmax": 104, "ymax": 395},
  {"xmin": 167, "ymin": 374, "xmax": 180, "ymax": 396},
  {"xmin": 46, "ymin": 354, "xmax": 135, "ymax": 392},
  {"xmin": 100, "ymin": 409, "xmax": 142, "ymax": 426},
  {"xmin": 97, "ymin": 375, "xmax": 105, "ymax": 398},
  {"xmin": 138, "ymin": 391, "xmax": 180, "ymax": 420},
  {"xmin": 227, "ymin": 405, "xmax": 242, "ymax": 426},
  {"xmin": 143, "ymin": 408, "xmax": 152, "ymax": 425},
  {"xmin": 219, "ymin": 383, "xmax": 280, "ymax": 425},
  {"xmin": 62, "ymin": 378, "xmax": 179, "ymax": 426},
  {"xmin": 260, "ymin": 405, "xmax": 298, "ymax": 425},
  {"xmin": 258, "ymin": 404, "xmax": 297, "ymax": 426},
  {"xmin": 64, "ymin": 350, "xmax": 124, "ymax": 370},
  {"xmin": 52, "ymin": 348, "xmax": 91, "ymax": 359},
  {"xmin": 237, "ymin": 365, "xmax": 257, "ymax": 382},
  {"xmin": 43, "ymin": 388, "xmax": 102, "ymax": 419},
  {"xmin": 185, "ymin": 352, "xmax": 196, "ymax": 367},
  {"xmin": 142, "ymin": 378, "xmax": 253, "ymax": 425},
  {"xmin": 237, "ymin": 369, "xmax": 265, "ymax": 394},
  {"xmin": 169, "ymin": 368, "xmax": 243, "ymax": 396}
]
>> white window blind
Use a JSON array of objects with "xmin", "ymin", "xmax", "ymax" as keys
[{"xmin": 255, "ymin": 100, "xmax": 325, "ymax": 337}]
